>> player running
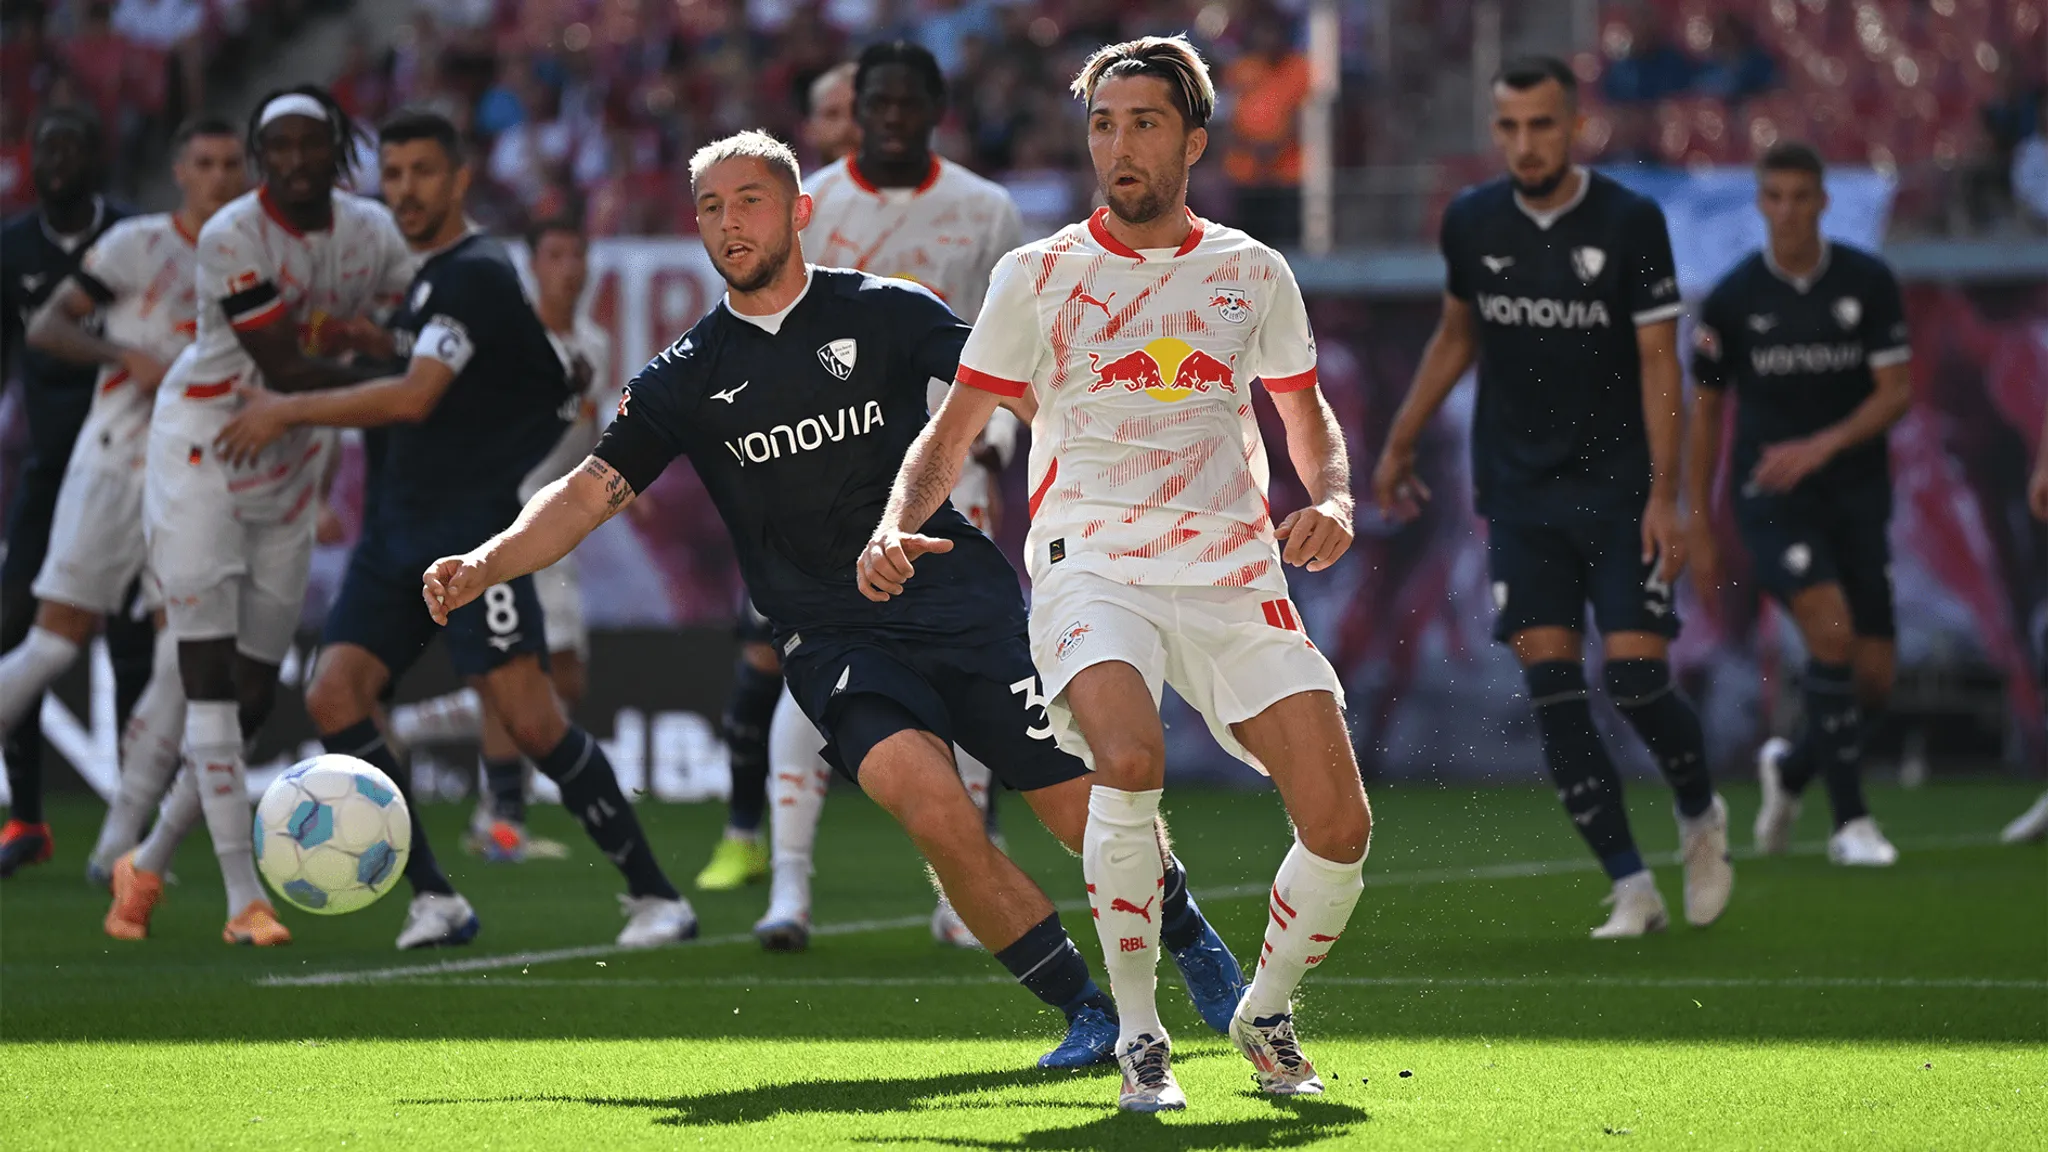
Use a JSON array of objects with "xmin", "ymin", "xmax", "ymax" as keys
[
  {"xmin": 424, "ymin": 130, "xmax": 1247, "ymax": 1069},
  {"xmin": 744, "ymin": 40, "xmax": 1026, "ymax": 951},
  {"xmin": 1688, "ymin": 143, "xmax": 1914, "ymax": 866},
  {"xmin": 862, "ymin": 36, "xmax": 1368, "ymax": 1112},
  {"xmin": 104, "ymin": 86, "xmax": 412, "ymax": 946},
  {"xmin": 10, "ymin": 118, "xmax": 246, "ymax": 885},
  {"xmin": 214, "ymin": 110, "xmax": 695, "ymax": 950},
  {"xmin": 1372, "ymin": 57, "xmax": 1734, "ymax": 937},
  {"xmin": 0, "ymin": 107, "xmax": 152, "ymax": 876}
]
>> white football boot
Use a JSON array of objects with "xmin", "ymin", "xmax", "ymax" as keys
[
  {"xmin": 1753, "ymin": 737, "xmax": 1802, "ymax": 855},
  {"xmin": 395, "ymin": 891, "xmax": 480, "ymax": 950},
  {"xmin": 1115, "ymin": 1033, "xmax": 1187, "ymax": 1112},
  {"xmin": 1590, "ymin": 871, "xmax": 1669, "ymax": 939},
  {"xmin": 1827, "ymin": 817, "xmax": 1899, "ymax": 867},
  {"xmin": 2002, "ymin": 792, "xmax": 2048, "ymax": 844},
  {"xmin": 1229, "ymin": 1003, "xmax": 1324, "ymax": 1095},
  {"xmin": 616, "ymin": 894, "xmax": 699, "ymax": 948},
  {"xmin": 930, "ymin": 893, "xmax": 981, "ymax": 949},
  {"xmin": 754, "ymin": 862, "xmax": 812, "ymax": 952},
  {"xmin": 1676, "ymin": 794, "xmax": 1734, "ymax": 927}
]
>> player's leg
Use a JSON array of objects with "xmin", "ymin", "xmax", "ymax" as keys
[
  {"xmin": 387, "ymin": 687, "xmax": 484, "ymax": 748},
  {"xmin": 107, "ymin": 758, "xmax": 203, "ymax": 940},
  {"xmin": 0, "ymin": 600, "xmax": 99, "ymax": 735},
  {"xmin": 930, "ymin": 746, "xmax": 998, "ymax": 949},
  {"xmin": 467, "ymin": 701, "xmax": 531, "ymax": 859},
  {"xmin": 756, "ymin": 683, "xmax": 830, "ymax": 949},
  {"xmin": 699, "ymin": 625, "xmax": 779, "ymax": 892},
  {"xmin": 105, "ymin": 583, "xmax": 155, "ymax": 733},
  {"xmin": 0, "ymin": 463, "xmax": 63, "ymax": 874},
  {"xmin": 89, "ymin": 615, "xmax": 186, "ymax": 882}
]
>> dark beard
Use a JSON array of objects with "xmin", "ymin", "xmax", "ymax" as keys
[
  {"xmin": 1102, "ymin": 170, "xmax": 1184, "ymax": 227},
  {"xmin": 1511, "ymin": 165, "xmax": 1569, "ymax": 200},
  {"xmin": 719, "ymin": 235, "xmax": 793, "ymax": 294}
]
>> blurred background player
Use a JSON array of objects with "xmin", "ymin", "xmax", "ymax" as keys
[
  {"xmin": 802, "ymin": 61, "xmax": 860, "ymax": 165},
  {"xmin": 2009, "ymin": 427, "xmax": 2048, "ymax": 844},
  {"xmin": 1373, "ymin": 57, "xmax": 1734, "ymax": 939},
  {"xmin": 1687, "ymin": 143, "xmax": 1913, "ymax": 867},
  {"xmin": 747, "ymin": 40, "xmax": 1025, "ymax": 951},
  {"xmin": 0, "ymin": 107, "xmax": 154, "ymax": 877},
  {"xmin": 11, "ymin": 117, "xmax": 246, "ymax": 885},
  {"xmin": 104, "ymin": 86, "xmax": 413, "ymax": 946},
  {"xmin": 217, "ymin": 109, "xmax": 695, "ymax": 951}
]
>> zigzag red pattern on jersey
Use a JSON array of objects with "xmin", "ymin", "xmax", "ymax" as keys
[
  {"xmin": 1094, "ymin": 264, "xmax": 1185, "ymax": 344},
  {"xmin": 1117, "ymin": 435, "xmax": 1220, "ymax": 525},
  {"xmin": 1214, "ymin": 558, "xmax": 1274, "ymax": 587},
  {"xmin": 1159, "ymin": 309, "xmax": 1212, "ymax": 338},
  {"xmin": 1112, "ymin": 511, "xmax": 1202, "ymax": 560},
  {"xmin": 1103, "ymin": 446, "xmax": 1179, "ymax": 489},
  {"xmin": 1113, "ymin": 404, "xmax": 1206, "ymax": 443},
  {"xmin": 1033, "ymin": 232, "xmax": 1098, "ymax": 392}
]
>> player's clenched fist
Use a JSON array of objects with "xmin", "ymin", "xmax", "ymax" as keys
[
  {"xmin": 856, "ymin": 528, "xmax": 954, "ymax": 602},
  {"xmin": 422, "ymin": 552, "xmax": 492, "ymax": 625},
  {"xmin": 1275, "ymin": 499, "xmax": 1355, "ymax": 572}
]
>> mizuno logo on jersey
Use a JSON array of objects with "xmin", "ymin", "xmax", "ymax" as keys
[
  {"xmin": 1750, "ymin": 342, "xmax": 1864, "ymax": 375},
  {"xmin": 1475, "ymin": 293, "xmax": 1612, "ymax": 328},
  {"xmin": 723, "ymin": 401, "xmax": 886, "ymax": 466},
  {"xmin": 711, "ymin": 380, "xmax": 750, "ymax": 404}
]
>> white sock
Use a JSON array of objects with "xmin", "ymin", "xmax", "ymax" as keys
[
  {"xmin": 1241, "ymin": 839, "xmax": 1367, "ymax": 1020},
  {"xmin": 767, "ymin": 685, "xmax": 829, "ymax": 884},
  {"xmin": 133, "ymin": 764, "xmax": 201, "ymax": 876},
  {"xmin": 390, "ymin": 688, "xmax": 482, "ymax": 746},
  {"xmin": 0, "ymin": 626, "xmax": 81, "ymax": 735},
  {"xmin": 957, "ymin": 748, "xmax": 993, "ymax": 816},
  {"xmin": 187, "ymin": 700, "xmax": 265, "ymax": 916},
  {"xmin": 1083, "ymin": 785, "xmax": 1166, "ymax": 1048},
  {"xmin": 91, "ymin": 629, "xmax": 187, "ymax": 866}
]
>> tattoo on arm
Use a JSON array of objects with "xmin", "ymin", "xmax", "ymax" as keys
[{"xmin": 581, "ymin": 457, "xmax": 636, "ymax": 521}]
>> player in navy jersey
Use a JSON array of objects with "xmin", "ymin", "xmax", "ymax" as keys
[
  {"xmin": 1372, "ymin": 56, "xmax": 1733, "ymax": 938},
  {"xmin": 216, "ymin": 110, "xmax": 695, "ymax": 950},
  {"xmin": 422, "ymin": 130, "xmax": 1248, "ymax": 1070},
  {"xmin": 1687, "ymin": 143, "xmax": 1913, "ymax": 867}
]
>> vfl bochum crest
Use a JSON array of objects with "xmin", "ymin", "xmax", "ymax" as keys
[
  {"xmin": 1570, "ymin": 246, "xmax": 1606, "ymax": 283},
  {"xmin": 818, "ymin": 338, "xmax": 858, "ymax": 380},
  {"xmin": 1833, "ymin": 297, "xmax": 1861, "ymax": 329}
]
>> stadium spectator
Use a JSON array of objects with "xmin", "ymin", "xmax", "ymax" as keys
[
  {"xmin": 1599, "ymin": 10, "xmax": 1693, "ymax": 105},
  {"xmin": 2014, "ymin": 94, "xmax": 2048, "ymax": 225},
  {"xmin": 110, "ymin": 0, "xmax": 205, "ymax": 120},
  {"xmin": 1691, "ymin": 14, "xmax": 1778, "ymax": 105},
  {"xmin": 1223, "ymin": 14, "xmax": 1310, "ymax": 247}
]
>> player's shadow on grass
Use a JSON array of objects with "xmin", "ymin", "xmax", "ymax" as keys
[{"xmin": 407, "ymin": 1061, "xmax": 1368, "ymax": 1151}]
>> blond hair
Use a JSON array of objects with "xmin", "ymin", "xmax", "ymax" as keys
[
  {"xmin": 688, "ymin": 130, "xmax": 802, "ymax": 194},
  {"xmin": 1069, "ymin": 34, "xmax": 1216, "ymax": 129}
]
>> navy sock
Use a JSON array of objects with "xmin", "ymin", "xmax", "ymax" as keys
[
  {"xmin": 1159, "ymin": 854, "xmax": 1202, "ymax": 952},
  {"xmin": 722, "ymin": 662, "xmax": 780, "ymax": 834},
  {"xmin": 534, "ymin": 726, "xmax": 680, "ymax": 900},
  {"xmin": 1604, "ymin": 658, "xmax": 1715, "ymax": 818},
  {"xmin": 1800, "ymin": 661, "xmax": 1868, "ymax": 828},
  {"xmin": 483, "ymin": 757, "xmax": 525, "ymax": 823},
  {"xmin": 992, "ymin": 912, "xmax": 1115, "ymax": 1021},
  {"xmin": 1526, "ymin": 661, "xmax": 1643, "ymax": 880},
  {"xmin": 326, "ymin": 718, "xmax": 454, "ymax": 896}
]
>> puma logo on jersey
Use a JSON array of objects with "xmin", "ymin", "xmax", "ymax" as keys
[
  {"xmin": 711, "ymin": 380, "xmax": 750, "ymax": 404},
  {"xmin": 1481, "ymin": 255, "xmax": 1514, "ymax": 273},
  {"xmin": 1074, "ymin": 291, "xmax": 1115, "ymax": 317},
  {"xmin": 723, "ymin": 402, "xmax": 886, "ymax": 467}
]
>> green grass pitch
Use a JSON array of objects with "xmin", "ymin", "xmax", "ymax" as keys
[{"xmin": 3, "ymin": 782, "xmax": 2043, "ymax": 1149}]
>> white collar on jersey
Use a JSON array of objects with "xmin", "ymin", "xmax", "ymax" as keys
[
  {"xmin": 1513, "ymin": 166, "xmax": 1590, "ymax": 231},
  {"xmin": 40, "ymin": 195, "xmax": 105, "ymax": 253},
  {"xmin": 1763, "ymin": 238, "xmax": 1832, "ymax": 294},
  {"xmin": 723, "ymin": 264, "xmax": 814, "ymax": 335}
]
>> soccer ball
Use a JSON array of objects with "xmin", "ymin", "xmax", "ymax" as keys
[{"xmin": 254, "ymin": 754, "xmax": 411, "ymax": 915}]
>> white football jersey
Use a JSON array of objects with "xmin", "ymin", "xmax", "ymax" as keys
[
  {"xmin": 521, "ymin": 315, "xmax": 614, "ymax": 502},
  {"xmin": 957, "ymin": 209, "xmax": 1321, "ymax": 592},
  {"xmin": 72, "ymin": 212, "xmax": 202, "ymax": 467}
]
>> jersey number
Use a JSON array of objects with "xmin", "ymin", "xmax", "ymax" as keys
[
  {"xmin": 483, "ymin": 585, "xmax": 521, "ymax": 636},
  {"xmin": 1010, "ymin": 677, "xmax": 1054, "ymax": 741}
]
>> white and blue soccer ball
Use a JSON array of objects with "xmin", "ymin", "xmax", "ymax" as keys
[{"xmin": 254, "ymin": 754, "xmax": 411, "ymax": 916}]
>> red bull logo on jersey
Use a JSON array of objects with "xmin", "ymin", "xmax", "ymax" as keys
[{"xmin": 1087, "ymin": 338, "xmax": 1236, "ymax": 403}]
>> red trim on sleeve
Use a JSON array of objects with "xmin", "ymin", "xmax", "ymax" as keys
[
  {"xmin": 230, "ymin": 297, "xmax": 288, "ymax": 332},
  {"xmin": 1262, "ymin": 366, "xmax": 1319, "ymax": 393},
  {"xmin": 957, "ymin": 365, "xmax": 1028, "ymax": 398},
  {"xmin": 1026, "ymin": 458, "xmax": 1059, "ymax": 519},
  {"xmin": 183, "ymin": 376, "xmax": 238, "ymax": 400}
]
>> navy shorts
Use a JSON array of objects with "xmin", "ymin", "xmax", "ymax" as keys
[
  {"xmin": 1485, "ymin": 515, "xmax": 1679, "ymax": 643},
  {"xmin": 782, "ymin": 628, "xmax": 1088, "ymax": 791},
  {"xmin": 1735, "ymin": 485, "xmax": 1895, "ymax": 639},
  {"xmin": 325, "ymin": 531, "xmax": 548, "ymax": 680}
]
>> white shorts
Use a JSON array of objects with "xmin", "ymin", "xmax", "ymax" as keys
[
  {"xmin": 34, "ymin": 456, "xmax": 146, "ymax": 616},
  {"xmin": 533, "ymin": 555, "xmax": 587, "ymax": 658},
  {"xmin": 1031, "ymin": 571, "xmax": 1344, "ymax": 776}
]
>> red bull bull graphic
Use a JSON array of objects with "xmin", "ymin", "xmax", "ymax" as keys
[{"xmin": 1087, "ymin": 338, "xmax": 1236, "ymax": 402}]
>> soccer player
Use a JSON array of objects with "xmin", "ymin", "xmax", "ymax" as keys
[
  {"xmin": 1688, "ymin": 143, "xmax": 1915, "ymax": 866},
  {"xmin": 2006, "ymin": 434, "xmax": 2048, "ymax": 845},
  {"xmin": 1371, "ymin": 56, "xmax": 1733, "ymax": 937},
  {"xmin": 105, "ymin": 86, "xmax": 412, "ymax": 946},
  {"xmin": 12, "ymin": 118, "xmax": 247, "ymax": 884},
  {"xmin": 862, "ymin": 35, "xmax": 1366, "ymax": 1111},
  {"xmin": 215, "ymin": 109, "xmax": 694, "ymax": 950},
  {"xmin": 751, "ymin": 39, "xmax": 1025, "ymax": 950},
  {"xmin": 803, "ymin": 61, "xmax": 860, "ymax": 164},
  {"xmin": 0, "ymin": 107, "xmax": 150, "ymax": 876},
  {"xmin": 423, "ymin": 130, "xmax": 1246, "ymax": 1069}
]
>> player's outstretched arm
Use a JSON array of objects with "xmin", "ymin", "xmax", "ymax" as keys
[
  {"xmin": 1270, "ymin": 386, "xmax": 1357, "ymax": 573},
  {"xmin": 1636, "ymin": 317, "xmax": 1688, "ymax": 582},
  {"xmin": 214, "ymin": 358, "xmax": 456, "ymax": 466},
  {"xmin": 857, "ymin": 381, "xmax": 1003, "ymax": 601},
  {"xmin": 25, "ymin": 279, "xmax": 167, "ymax": 390},
  {"xmin": 424, "ymin": 455, "xmax": 631, "ymax": 625},
  {"xmin": 1372, "ymin": 293, "xmax": 1475, "ymax": 521}
]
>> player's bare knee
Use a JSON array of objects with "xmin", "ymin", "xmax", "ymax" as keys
[
  {"xmin": 551, "ymin": 655, "xmax": 587, "ymax": 710},
  {"xmin": 303, "ymin": 662, "xmax": 374, "ymax": 734},
  {"xmin": 1087, "ymin": 733, "xmax": 1165, "ymax": 791},
  {"xmin": 1295, "ymin": 793, "xmax": 1370, "ymax": 864},
  {"xmin": 237, "ymin": 678, "xmax": 277, "ymax": 735},
  {"xmin": 505, "ymin": 710, "xmax": 568, "ymax": 759},
  {"xmin": 175, "ymin": 638, "xmax": 238, "ymax": 702}
]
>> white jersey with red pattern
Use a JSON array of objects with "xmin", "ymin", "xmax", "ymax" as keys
[
  {"xmin": 802, "ymin": 156, "xmax": 1023, "ymax": 322},
  {"xmin": 156, "ymin": 186, "xmax": 413, "ymax": 514},
  {"xmin": 957, "ymin": 209, "xmax": 1320, "ymax": 592},
  {"xmin": 71, "ymin": 212, "xmax": 202, "ymax": 470}
]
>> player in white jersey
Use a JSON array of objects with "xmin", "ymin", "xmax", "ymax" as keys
[
  {"xmin": 104, "ymin": 87, "xmax": 416, "ymax": 946},
  {"xmin": 12, "ymin": 118, "xmax": 248, "ymax": 886},
  {"xmin": 743, "ymin": 41, "xmax": 1026, "ymax": 951},
  {"xmin": 862, "ymin": 37, "xmax": 1372, "ymax": 1112}
]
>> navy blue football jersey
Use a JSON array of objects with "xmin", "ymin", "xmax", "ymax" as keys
[
  {"xmin": 1440, "ymin": 171, "xmax": 1681, "ymax": 522},
  {"xmin": 594, "ymin": 267, "xmax": 1025, "ymax": 644},
  {"xmin": 0, "ymin": 199, "xmax": 127, "ymax": 469},
  {"xmin": 1691, "ymin": 242, "xmax": 1910, "ymax": 494},
  {"xmin": 374, "ymin": 232, "xmax": 572, "ymax": 539}
]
